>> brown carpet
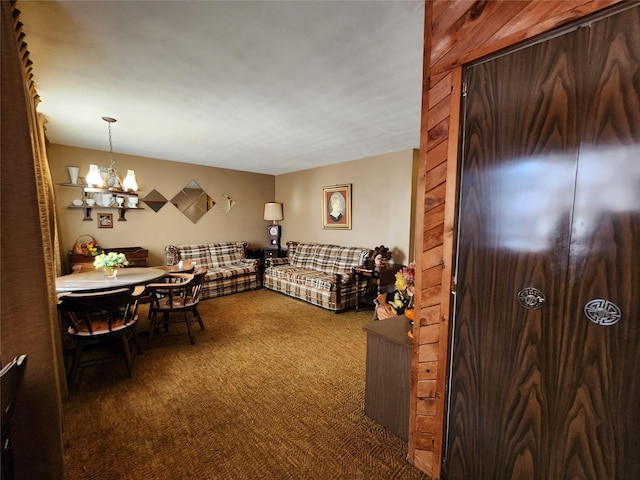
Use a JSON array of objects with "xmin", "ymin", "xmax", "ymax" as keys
[{"xmin": 62, "ymin": 288, "xmax": 430, "ymax": 480}]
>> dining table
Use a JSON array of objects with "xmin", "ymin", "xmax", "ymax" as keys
[{"xmin": 55, "ymin": 267, "xmax": 168, "ymax": 293}]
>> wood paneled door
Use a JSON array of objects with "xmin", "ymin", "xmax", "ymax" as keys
[{"xmin": 445, "ymin": 6, "xmax": 640, "ymax": 480}]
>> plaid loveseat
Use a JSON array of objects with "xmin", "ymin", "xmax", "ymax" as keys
[
  {"xmin": 173, "ymin": 242, "xmax": 260, "ymax": 300},
  {"xmin": 263, "ymin": 241, "xmax": 372, "ymax": 312}
]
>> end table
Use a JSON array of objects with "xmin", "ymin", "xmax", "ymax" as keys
[
  {"xmin": 353, "ymin": 263, "xmax": 403, "ymax": 312},
  {"xmin": 264, "ymin": 247, "xmax": 285, "ymax": 260}
]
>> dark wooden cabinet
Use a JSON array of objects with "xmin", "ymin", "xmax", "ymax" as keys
[
  {"xmin": 69, "ymin": 246, "xmax": 148, "ymax": 272},
  {"xmin": 362, "ymin": 315, "xmax": 412, "ymax": 440},
  {"xmin": 246, "ymin": 248, "xmax": 285, "ymax": 261},
  {"xmin": 264, "ymin": 248, "xmax": 285, "ymax": 259}
]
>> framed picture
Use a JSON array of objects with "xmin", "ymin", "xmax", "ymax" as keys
[
  {"xmin": 322, "ymin": 184, "xmax": 351, "ymax": 229},
  {"xmin": 97, "ymin": 213, "xmax": 113, "ymax": 229}
]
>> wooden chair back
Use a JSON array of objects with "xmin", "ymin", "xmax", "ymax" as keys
[
  {"xmin": 1, "ymin": 354, "xmax": 28, "ymax": 480},
  {"xmin": 188, "ymin": 267, "xmax": 207, "ymax": 304},
  {"xmin": 146, "ymin": 268, "xmax": 207, "ymax": 346},
  {"xmin": 147, "ymin": 274, "xmax": 195, "ymax": 311},
  {"xmin": 57, "ymin": 287, "xmax": 145, "ymax": 389},
  {"xmin": 57, "ymin": 286, "xmax": 143, "ymax": 336}
]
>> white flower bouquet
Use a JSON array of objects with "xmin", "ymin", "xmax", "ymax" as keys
[{"xmin": 93, "ymin": 252, "xmax": 129, "ymax": 269}]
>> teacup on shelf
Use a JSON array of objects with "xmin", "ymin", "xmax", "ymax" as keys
[
  {"xmin": 127, "ymin": 196, "xmax": 139, "ymax": 208},
  {"xmin": 85, "ymin": 199, "xmax": 96, "ymax": 206}
]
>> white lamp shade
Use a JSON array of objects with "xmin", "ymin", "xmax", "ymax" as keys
[
  {"xmin": 263, "ymin": 202, "xmax": 283, "ymax": 222},
  {"xmin": 85, "ymin": 164, "xmax": 103, "ymax": 187},
  {"xmin": 123, "ymin": 170, "xmax": 138, "ymax": 191}
]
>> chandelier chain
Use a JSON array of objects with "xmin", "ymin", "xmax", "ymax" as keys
[{"xmin": 107, "ymin": 121, "xmax": 115, "ymax": 169}]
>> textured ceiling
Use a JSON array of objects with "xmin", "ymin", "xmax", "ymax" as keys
[{"xmin": 17, "ymin": 1, "xmax": 425, "ymax": 175}]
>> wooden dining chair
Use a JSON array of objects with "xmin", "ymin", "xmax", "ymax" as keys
[
  {"xmin": 57, "ymin": 286, "xmax": 144, "ymax": 389},
  {"xmin": 146, "ymin": 267, "xmax": 207, "ymax": 346},
  {"xmin": 1, "ymin": 354, "xmax": 28, "ymax": 480}
]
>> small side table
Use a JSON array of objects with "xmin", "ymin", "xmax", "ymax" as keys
[
  {"xmin": 246, "ymin": 249, "xmax": 285, "ymax": 286},
  {"xmin": 247, "ymin": 248, "xmax": 286, "ymax": 261},
  {"xmin": 353, "ymin": 263, "xmax": 403, "ymax": 312},
  {"xmin": 264, "ymin": 247, "xmax": 285, "ymax": 260}
]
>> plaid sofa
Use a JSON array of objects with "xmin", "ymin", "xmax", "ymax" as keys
[
  {"xmin": 263, "ymin": 241, "xmax": 372, "ymax": 312},
  {"xmin": 173, "ymin": 242, "xmax": 260, "ymax": 300}
]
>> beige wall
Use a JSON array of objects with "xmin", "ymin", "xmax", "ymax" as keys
[
  {"xmin": 49, "ymin": 145, "xmax": 418, "ymax": 269},
  {"xmin": 49, "ymin": 144, "xmax": 275, "ymax": 268},
  {"xmin": 275, "ymin": 149, "xmax": 418, "ymax": 264}
]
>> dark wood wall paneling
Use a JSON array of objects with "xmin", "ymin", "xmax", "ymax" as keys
[
  {"xmin": 448, "ymin": 9, "xmax": 640, "ymax": 477},
  {"xmin": 409, "ymin": 1, "xmax": 625, "ymax": 478},
  {"xmin": 448, "ymin": 27, "xmax": 584, "ymax": 479}
]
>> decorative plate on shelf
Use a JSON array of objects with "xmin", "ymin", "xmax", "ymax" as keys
[{"xmin": 94, "ymin": 193, "xmax": 115, "ymax": 207}]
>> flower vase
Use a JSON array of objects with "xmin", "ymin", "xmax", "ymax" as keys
[{"xmin": 103, "ymin": 267, "xmax": 118, "ymax": 278}]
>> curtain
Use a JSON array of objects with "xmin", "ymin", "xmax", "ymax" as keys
[{"xmin": 1, "ymin": 1, "xmax": 65, "ymax": 478}]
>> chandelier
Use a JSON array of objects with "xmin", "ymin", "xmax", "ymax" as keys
[{"xmin": 85, "ymin": 116, "xmax": 138, "ymax": 191}]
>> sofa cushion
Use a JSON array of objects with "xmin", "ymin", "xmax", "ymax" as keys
[
  {"xmin": 266, "ymin": 265, "xmax": 305, "ymax": 280},
  {"xmin": 209, "ymin": 243, "xmax": 243, "ymax": 267},
  {"xmin": 302, "ymin": 271, "xmax": 337, "ymax": 290},
  {"xmin": 205, "ymin": 265, "xmax": 257, "ymax": 281},
  {"xmin": 330, "ymin": 246, "xmax": 368, "ymax": 280},
  {"xmin": 290, "ymin": 243, "xmax": 320, "ymax": 269},
  {"xmin": 311, "ymin": 244, "xmax": 341, "ymax": 273},
  {"xmin": 289, "ymin": 243, "xmax": 366, "ymax": 276},
  {"xmin": 265, "ymin": 266, "xmax": 337, "ymax": 290},
  {"xmin": 177, "ymin": 244, "xmax": 214, "ymax": 270}
]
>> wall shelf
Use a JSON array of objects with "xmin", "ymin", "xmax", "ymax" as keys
[
  {"xmin": 66, "ymin": 205, "xmax": 144, "ymax": 221},
  {"xmin": 60, "ymin": 183, "xmax": 141, "ymax": 221}
]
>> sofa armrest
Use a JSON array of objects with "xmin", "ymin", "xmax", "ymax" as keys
[
  {"xmin": 265, "ymin": 257, "xmax": 289, "ymax": 268},
  {"xmin": 240, "ymin": 258, "xmax": 260, "ymax": 269},
  {"xmin": 335, "ymin": 272, "xmax": 354, "ymax": 283}
]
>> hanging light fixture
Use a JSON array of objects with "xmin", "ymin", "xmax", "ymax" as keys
[
  {"xmin": 123, "ymin": 169, "xmax": 138, "ymax": 191},
  {"xmin": 84, "ymin": 116, "xmax": 138, "ymax": 191},
  {"xmin": 85, "ymin": 163, "xmax": 103, "ymax": 187},
  {"xmin": 101, "ymin": 116, "xmax": 124, "ymax": 190}
]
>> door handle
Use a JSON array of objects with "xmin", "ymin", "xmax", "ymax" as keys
[
  {"xmin": 584, "ymin": 299, "xmax": 621, "ymax": 326},
  {"xmin": 517, "ymin": 287, "xmax": 546, "ymax": 310}
]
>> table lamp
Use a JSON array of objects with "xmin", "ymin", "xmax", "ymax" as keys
[{"xmin": 264, "ymin": 202, "xmax": 284, "ymax": 248}]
